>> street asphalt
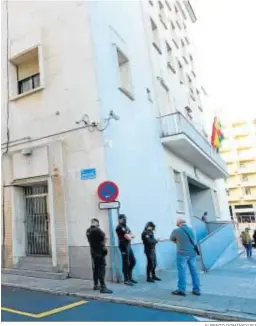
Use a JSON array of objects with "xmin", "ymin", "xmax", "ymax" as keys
[{"xmin": 1, "ymin": 286, "xmax": 205, "ymax": 322}]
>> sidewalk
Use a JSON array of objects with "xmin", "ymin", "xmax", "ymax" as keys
[{"xmin": 2, "ymin": 251, "xmax": 256, "ymax": 321}]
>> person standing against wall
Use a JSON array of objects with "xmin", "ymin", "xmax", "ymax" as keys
[
  {"xmin": 116, "ymin": 214, "xmax": 137, "ymax": 286},
  {"xmin": 86, "ymin": 218, "xmax": 113, "ymax": 293},
  {"xmin": 170, "ymin": 218, "xmax": 201, "ymax": 296},
  {"xmin": 141, "ymin": 222, "xmax": 161, "ymax": 282}
]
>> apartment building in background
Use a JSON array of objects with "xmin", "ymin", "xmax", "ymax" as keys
[
  {"xmin": 1, "ymin": 0, "xmax": 236, "ymax": 281},
  {"xmin": 220, "ymin": 118, "xmax": 256, "ymax": 223}
]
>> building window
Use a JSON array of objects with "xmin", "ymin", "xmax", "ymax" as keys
[
  {"xmin": 146, "ymin": 88, "xmax": 153, "ymax": 102},
  {"xmin": 150, "ymin": 19, "xmax": 162, "ymax": 54},
  {"xmin": 189, "ymin": 53, "xmax": 195, "ymax": 70},
  {"xmin": 174, "ymin": 4, "xmax": 178, "ymax": 13},
  {"xmin": 10, "ymin": 46, "xmax": 43, "ymax": 99},
  {"xmin": 166, "ymin": 41, "xmax": 176, "ymax": 73},
  {"xmin": 226, "ymin": 189, "xmax": 230, "ymax": 196},
  {"xmin": 187, "ymin": 73, "xmax": 192, "ymax": 83},
  {"xmin": 18, "ymin": 73, "xmax": 40, "ymax": 95},
  {"xmin": 116, "ymin": 49, "xmax": 133, "ymax": 100},
  {"xmin": 190, "ymin": 90, "xmax": 196, "ymax": 102},
  {"xmin": 177, "ymin": 60, "xmax": 185, "ymax": 84},
  {"xmin": 176, "ymin": 20, "xmax": 182, "ymax": 30},
  {"xmin": 185, "ymin": 37, "xmax": 190, "ymax": 45},
  {"xmin": 165, "ymin": 0, "xmax": 171, "ymax": 11},
  {"xmin": 174, "ymin": 171, "xmax": 185, "ymax": 213},
  {"xmin": 196, "ymin": 89, "xmax": 202, "ymax": 109},
  {"xmin": 242, "ymin": 174, "xmax": 248, "ymax": 181},
  {"xmin": 159, "ymin": 1, "xmax": 167, "ymax": 29},
  {"xmin": 240, "ymin": 162, "xmax": 245, "ymax": 168},
  {"xmin": 185, "ymin": 106, "xmax": 192, "ymax": 120},
  {"xmin": 157, "ymin": 78, "xmax": 170, "ymax": 115},
  {"xmin": 213, "ymin": 190, "xmax": 221, "ymax": 218},
  {"xmin": 245, "ymin": 187, "xmax": 251, "ymax": 195},
  {"xmin": 149, "ymin": 0, "xmax": 153, "ymax": 5}
]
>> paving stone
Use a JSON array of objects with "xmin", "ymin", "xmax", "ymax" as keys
[{"xmin": 2, "ymin": 251, "xmax": 256, "ymax": 319}]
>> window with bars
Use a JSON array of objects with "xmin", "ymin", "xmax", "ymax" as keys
[{"xmin": 24, "ymin": 184, "xmax": 50, "ymax": 256}]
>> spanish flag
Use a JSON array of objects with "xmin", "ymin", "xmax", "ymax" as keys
[{"xmin": 211, "ymin": 117, "xmax": 224, "ymax": 152}]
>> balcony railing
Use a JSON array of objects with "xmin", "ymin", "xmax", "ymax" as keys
[{"xmin": 158, "ymin": 112, "xmax": 227, "ymax": 175}]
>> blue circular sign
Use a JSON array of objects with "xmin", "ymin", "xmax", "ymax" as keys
[{"xmin": 97, "ymin": 181, "xmax": 119, "ymax": 202}]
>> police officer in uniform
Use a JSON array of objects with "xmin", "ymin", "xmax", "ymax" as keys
[
  {"xmin": 116, "ymin": 214, "xmax": 137, "ymax": 286},
  {"xmin": 86, "ymin": 218, "xmax": 112, "ymax": 293},
  {"xmin": 141, "ymin": 222, "xmax": 161, "ymax": 282}
]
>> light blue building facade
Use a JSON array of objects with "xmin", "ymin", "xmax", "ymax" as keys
[
  {"xmin": 89, "ymin": 0, "xmax": 177, "ymax": 278},
  {"xmin": 88, "ymin": 0, "xmax": 239, "ymax": 280}
]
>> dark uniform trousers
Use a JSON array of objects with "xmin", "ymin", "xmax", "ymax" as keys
[
  {"xmin": 91, "ymin": 252, "xmax": 106, "ymax": 287},
  {"xmin": 119, "ymin": 245, "xmax": 136, "ymax": 281},
  {"xmin": 146, "ymin": 249, "xmax": 157, "ymax": 279}
]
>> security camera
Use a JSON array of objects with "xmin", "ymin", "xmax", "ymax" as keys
[{"xmin": 109, "ymin": 110, "xmax": 120, "ymax": 121}]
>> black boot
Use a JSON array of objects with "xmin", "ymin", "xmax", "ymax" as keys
[
  {"xmin": 147, "ymin": 277, "xmax": 155, "ymax": 283},
  {"xmin": 124, "ymin": 280, "xmax": 134, "ymax": 286},
  {"xmin": 153, "ymin": 275, "xmax": 161, "ymax": 281},
  {"xmin": 100, "ymin": 286, "xmax": 113, "ymax": 294},
  {"xmin": 130, "ymin": 279, "xmax": 137, "ymax": 284},
  {"xmin": 93, "ymin": 284, "xmax": 100, "ymax": 290}
]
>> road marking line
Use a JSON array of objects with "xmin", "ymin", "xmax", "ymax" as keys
[
  {"xmin": 1, "ymin": 307, "xmax": 36, "ymax": 318},
  {"xmin": 1, "ymin": 300, "xmax": 87, "ymax": 319},
  {"xmin": 37, "ymin": 300, "xmax": 87, "ymax": 318}
]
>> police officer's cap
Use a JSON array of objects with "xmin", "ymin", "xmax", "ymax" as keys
[
  {"xmin": 118, "ymin": 214, "xmax": 127, "ymax": 220},
  {"xmin": 146, "ymin": 221, "xmax": 156, "ymax": 229}
]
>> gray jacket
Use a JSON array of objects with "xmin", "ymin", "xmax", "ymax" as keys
[{"xmin": 171, "ymin": 224, "xmax": 196, "ymax": 257}]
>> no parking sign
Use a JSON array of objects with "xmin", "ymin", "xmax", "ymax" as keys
[{"xmin": 97, "ymin": 181, "xmax": 119, "ymax": 203}]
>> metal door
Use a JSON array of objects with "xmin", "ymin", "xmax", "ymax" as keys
[{"xmin": 25, "ymin": 185, "xmax": 50, "ymax": 256}]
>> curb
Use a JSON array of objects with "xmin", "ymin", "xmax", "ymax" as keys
[{"xmin": 2, "ymin": 282, "xmax": 256, "ymax": 321}]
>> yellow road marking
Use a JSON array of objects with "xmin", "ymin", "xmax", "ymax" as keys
[
  {"xmin": 1, "ymin": 300, "xmax": 87, "ymax": 319},
  {"xmin": 1, "ymin": 307, "xmax": 36, "ymax": 318}
]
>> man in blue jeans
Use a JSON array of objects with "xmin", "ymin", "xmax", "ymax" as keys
[{"xmin": 170, "ymin": 218, "xmax": 201, "ymax": 296}]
